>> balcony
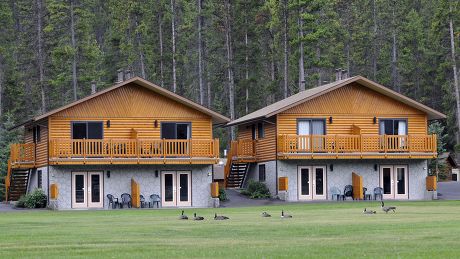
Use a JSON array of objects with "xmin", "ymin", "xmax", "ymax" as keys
[
  {"xmin": 9, "ymin": 143, "xmax": 35, "ymax": 169},
  {"xmin": 49, "ymin": 138, "xmax": 220, "ymax": 165},
  {"xmin": 277, "ymin": 134, "xmax": 437, "ymax": 159},
  {"xmin": 227, "ymin": 139, "xmax": 257, "ymax": 162}
]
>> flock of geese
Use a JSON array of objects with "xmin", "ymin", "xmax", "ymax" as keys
[
  {"xmin": 363, "ymin": 201, "xmax": 397, "ymax": 214},
  {"xmin": 178, "ymin": 210, "xmax": 292, "ymax": 221},
  {"xmin": 179, "ymin": 201, "xmax": 396, "ymax": 220}
]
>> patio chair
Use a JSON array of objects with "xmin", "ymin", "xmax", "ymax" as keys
[
  {"xmin": 374, "ymin": 187, "xmax": 383, "ymax": 200},
  {"xmin": 140, "ymin": 195, "xmax": 146, "ymax": 208},
  {"xmin": 330, "ymin": 187, "xmax": 344, "ymax": 201},
  {"xmin": 149, "ymin": 194, "xmax": 161, "ymax": 208},
  {"xmin": 363, "ymin": 187, "xmax": 372, "ymax": 200},
  {"xmin": 107, "ymin": 194, "xmax": 119, "ymax": 209},
  {"xmin": 343, "ymin": 185, "xmax": 354, "ymax": 200},
  {"xmin": 120, "ymin": 193, "xmax": 132, "ymax": 208}
]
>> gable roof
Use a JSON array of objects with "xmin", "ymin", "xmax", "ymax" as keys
[
  {"xmin": 12, "ymin": 77, "xmax": 230, "ymax": 129},
  {"xmin": 227, "ymin": 76, "xmax": 446, "ymax": 126}
]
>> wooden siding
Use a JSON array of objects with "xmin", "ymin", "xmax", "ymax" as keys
[
  {"xmin": 49, "ymin": 83, "xmax": 213, "ymax": 140},
  {"xmin": 236, "ymin": 121, "xmax": 276, "ymax": 162},
  {"xmin": 23, "ymin": 119, "xmax": 48, "ymax": 167},
  {"xmin": 278, "ymin": 83, "xmax": 428, "ymax": 135}
]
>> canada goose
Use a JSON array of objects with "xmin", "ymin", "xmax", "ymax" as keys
[
  {"xmin": 261, "ymin": 212, "xmax": 271, "ymax": 217},
  {"xmin": 381, "ymin": 201, "xmax": 396, "ymax": 213},
  {"xmin": 363, "ymin": 208, "xmax": 376, "ymax": 214},
  {"xmin": 214, "ymin": 213, "xmax": 229, "ymax": 220},
  {"xmin": 193, "ymin": 213, "xmax": 204, "ymax": 221},
  {"xmin": 281, "ymin": 210, "xmax": 292, "ymax": 218},
  {"xmin": 179, "ymin": 210, "xmax": 188, "ymax": 220}
]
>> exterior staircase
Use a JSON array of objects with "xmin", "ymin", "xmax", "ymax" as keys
[
  {"xmin": 226, "ymin": 163, "xmax": 249, "ymax": 188},
  {"xmin": 5, "ymin": 160, "xmax": 30, "ymax": 201}
]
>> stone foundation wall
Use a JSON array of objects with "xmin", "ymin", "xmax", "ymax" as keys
[{"xmin": 48, "ymin": 164, "xmax": 213, "ymax": 210}]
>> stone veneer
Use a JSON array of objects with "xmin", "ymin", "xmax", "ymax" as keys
[
  {"xmin": 27, "ymin": 166, "xmax": 49, "ymax": 197},
  {"xmin": 277, "ymin": 159, "xmax": 428, "ymax": 201},
  {"xmin": 244, "ymin": 161, "xmax": 277, "ymax": 196},
  {"xmin": 48, "ymin": 164, "xmax": 213, "ymax": 210}
]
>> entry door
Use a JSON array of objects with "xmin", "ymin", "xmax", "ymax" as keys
[
  {"xmin": 394, "ymin": 166, "xmax": 408, "ymax": 199},
  {"xmin": 298, "ymin": 166, "xmax": 327, "ymax": 200},
  {"xmin": 161, "ymin": 171, "xmax": 191, "ymax": 207},
  {"xmin": 380, "ymin": 165, "xmax": 408, "ymax": 199},
  {"xmin": 88, "ymin": 172, "xmax": 104, "ymax": 208},
  {"xmin": 72, "ymin": 172, "xmax": 87, "ymax": 208},
  {"xmin": 72, "ymin": 172, "xmax": 104, "ymax": 208}
]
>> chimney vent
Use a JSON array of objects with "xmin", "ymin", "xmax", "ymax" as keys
[
  {"xmin": 91, "ymin": 81, "xmax": 97, "ymax": 94},
  {"xmin": 335, "ymin": 68, "xmax": 342, "ymax": 81},
  {"xmin": 117, "ymin": 69, "xmax": 124, "ymax": 83},
  {"xmin": 341, "ymin": 69, "xmax": 348, "ymax": 79},
  {"xmin": 125, "ymin": 69, "xmax": 132, "ymax": 80}
]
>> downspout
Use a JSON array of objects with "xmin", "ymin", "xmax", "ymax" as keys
[{"xmin": 275, "ymin": 114, "xmax": 279, "ymax": 196}]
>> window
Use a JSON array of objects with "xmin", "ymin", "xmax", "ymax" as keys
[
  {"xmin": 37, "ymin": 170, "xmax": 42, "ymax": 189},
  {"xmin": 33, "ymin": 126, "xmax": 41, "ymax": 143},
  {"xmin": 379, "ymin": 119, "xmax": 407, "ymax": 135},
  {"xmin": 297, "ymin": 119, "xmax": 326, "ymax": 135},
  {"xmin": 72, "ymin": 122, "xmax": 103, "ymax": 139},
  {"xmin": 257, "ymin": 122, "xmax": 264, "ymax": 138},
  {"xmin": 259, "ymin": 164, "xmax": 266, "ymax": 182},
  {"xmin": 251, "ymin": 125, "xmax": 256, "ymax": 140},
  {"xmin": 161, "ymin": 122, "xmax": 191, "ymax": 139}
]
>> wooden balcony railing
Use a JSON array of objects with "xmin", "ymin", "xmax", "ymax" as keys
[
  {"xmin": 277, "ymin": 134, "xmax": 437, "ymax": 159},
  {"xmin": 9, "ymin": 143, "xmax": 35, "ymax": 169},
  {"xmin": 49, "ymin": 138, "xmax": 219, "ymax": 164},
  {"xmin": 224, "ymin": 139, "xmax": 256, "ymax": 187}
]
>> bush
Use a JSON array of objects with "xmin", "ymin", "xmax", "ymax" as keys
[
  {"xmin": 15, "ymin": 189, "xmax": 47, "ymax": 209},
  {"xmin": 219, "ymin": 188, "xmax": 227, "ymax": 201},
  {"xmin": 241, "ymin": 180, "xmax": 271, "ymax": 199}
]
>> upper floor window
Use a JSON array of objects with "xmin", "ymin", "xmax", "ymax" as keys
[
  {"xmin": 379, "ymin": 119, "xmax": 407, "ymax": 135},
  {"xmin": 33, "ymin": 125, "xmax": 41, "ymax": 143},
  {"xmin": 161, "ymin": 122, "xmax": 191, "ymax": 139},
  {"xmin": 257, "ymin": 122, "xmax": 264, "ymax": 138},
  {"xmin": 251, "ymin": 125, "xmax": 256, "ymax": 140},
  {"xmin": 297, "ymin": 119, "xmax": 325, "ymax": 135},
  {"xmin": 72, "ymin": 122, "xmax": 103, "ymax": 139}
]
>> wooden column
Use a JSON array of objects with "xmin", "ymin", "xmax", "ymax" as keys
[
  {"xmin": 352, "ymin": 172, "xmax": 363, "ymax": 200},
  {"xmin": 131, "ymin": 178, "xmax": 140, "ymax": 208}
]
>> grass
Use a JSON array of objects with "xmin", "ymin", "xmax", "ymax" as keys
[{"xmin": 1, "ymin": 201, "xmax": 460, "ymax": 258}]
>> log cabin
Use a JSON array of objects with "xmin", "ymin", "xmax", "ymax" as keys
[
  {"xmin": 225, "ymin": 76, "xmax": 445, "ymax": 201},
  {"xmin": 6, "ymin": 76, "xmax": 229, "ymax": 209}
]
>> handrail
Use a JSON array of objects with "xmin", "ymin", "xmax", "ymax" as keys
[
  {"xmin": 48, "ymin": 138, "xmax": 219, "ymax": 159},
  {"xmin": 278, "ymin": 134, "xmax": 437, "ymax": 154},
  {"xmin": 224, "ymin": 139, "xmax": 256, "ymax": 187}
]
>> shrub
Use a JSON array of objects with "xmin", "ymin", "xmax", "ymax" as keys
[
  {"xmin": 241, "ymin": 180, "xmax": 271, "ymax": 199},
  {"xmin": 15, "ymin": 189, "xmax": 47, "ymax": 209},
  {"xmin": 219, "ymin": 188, "xmax": 228, "ymax": 201}
]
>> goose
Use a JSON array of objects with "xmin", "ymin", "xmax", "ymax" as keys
[
  {"xmin": 261, "ymin": 212, "xmax": 271, "ymax": 217},
  {"xmin": 179, "ymin": 210, "xmax": 188, "ymax": 220},
  {"xmin": 281, "ymin": 210, "xmax": 292, "ymax": 218},
  {"xmin": 363, "ymin": 208, "xmax": 376, "ymax": 214},
  {"xmin": 214, "ymin": 213, "xmax": 229, "ymax": 220},
  {"xmin": 381, "ymin": 201, "xmax": 396, "ymax": 213},
  {"xmin": 193, "ymin": 213, "xmax": 204, "ymax": 221}
]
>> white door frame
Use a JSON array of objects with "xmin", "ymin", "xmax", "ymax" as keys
[
  {"xmin": 161, "ymin": 171, "xmax": 177, "ymax": 207},
  {"xmin": 72, "ymin": 171, "xmax": 104, "ymax": 208},
  {"xmin": 380, "ymin": 165, "xmax": 408, "ymax": 199},
  {"xmin": 394, "ymin": 165, "xmax": 408, "ymax": 199},
  {"xmin": 298, "ymin": 166, "xmax": 327, "ymax": 200},
  {"xmin": 88, "ymin": 172, "xmax": 104, "ymax": 208},
  {"xmin": 312, "ymin": 166, "xmax": 327, "ymax": 200},
  {"xmin": 380, "ymin": 166, "xmax": 394, "ymax": 199},
  {"xmin": 161, "ymin": 171, "xmax": 192, "ymax": 207},
  {"xmin": 176, "ymin": 171, "xmax": 192, "ymax": 207},
  {"xmin": 72, "ymin": 172, "xmax": 87, "ymax": 208}
]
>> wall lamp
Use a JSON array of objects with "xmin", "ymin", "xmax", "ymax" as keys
[
  {"xmin": 373, "ymin": 117, "xmax": 377, "ymax": 124},
  {"xmin": 107, "ymin": 120, "xmax": 111, "ymax": 128},
  {"xmin": 155, "ymin": 170, "xmax": 159, "ymax": 178},
  {"xmin": 106, "ymin": 171, "xmax": 111, "ymax": 178},
  {"xmin": 329, "ymin": 164, "xmax": 333, "ymax": 171},
  {"xmin": 154, "ymin": 120, "xmax": 158, "ymax": 128},
  {"xmin": 374, "ymin": 164, "xmax": 378, "ymax": 171},
  {"xmin": 329, "ymin": 116, "xmax": 333, "ymax": 124}
]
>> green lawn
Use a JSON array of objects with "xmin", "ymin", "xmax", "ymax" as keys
[{"xmin": 1, "ymin": 201, "xmax": 460, "ymax": 258}]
